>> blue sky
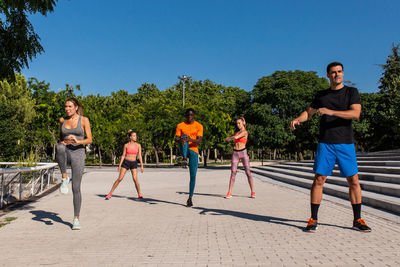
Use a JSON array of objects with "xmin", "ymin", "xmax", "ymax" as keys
[{"xmin": 22, "ymin": 0, "xmax": 400, "ymax": 95}]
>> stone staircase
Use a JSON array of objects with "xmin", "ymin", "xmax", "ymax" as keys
[{"xmin": 251, "ymin": 150, "xmax": 400, "ymax": 214}]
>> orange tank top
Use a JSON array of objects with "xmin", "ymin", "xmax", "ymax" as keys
[
  {"xmin": 126, "ymin": 143, "xmax": 138, "ymax": 155},
  {"xmin": 234, "ymin": 132, "xmax": 247, "ymax": 144}
]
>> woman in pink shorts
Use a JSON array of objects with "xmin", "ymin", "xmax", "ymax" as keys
[{"xmin": 224, "ymin": 117, "xmax": 255, "ymax": 199}]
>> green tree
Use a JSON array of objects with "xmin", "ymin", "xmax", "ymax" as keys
[
  {"xmin": 353, "ymin": 92, "xmax": 379, "ymax": 152},
  {"xmin": 249, "ymin": 70, "xmax": 329, "ymax": 159},
  {"xmin": 0, "ymin": 0, "xmax": 58, "ymax": 81},
  {"xmin": 0, "ymin": 73, "xmax": 35, "ymax": 159},
  {"xmin": 375, "ymin": 43, "xmax": 400, "ymax": 150},
  {"xmin": 27, "ymin": 78, "xmax": 59, "ymax": 159},
  {"xmin": 138, "ymin": 84, "xmax": 181, "ymax": 165}
]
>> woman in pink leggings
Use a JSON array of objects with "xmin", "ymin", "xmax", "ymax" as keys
[{"xmin": 224, "ymin": 117, "xmax": 255, "ymax": 199}]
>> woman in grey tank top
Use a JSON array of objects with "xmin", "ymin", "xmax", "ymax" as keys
[{"xmin": 56, "ymin": 98, "xmax": 92, "ymax": 230}]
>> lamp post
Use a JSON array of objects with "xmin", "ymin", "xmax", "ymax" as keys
[{"xmin": 178, "ymin": 75, "xmax": 189, "ymax": 107}]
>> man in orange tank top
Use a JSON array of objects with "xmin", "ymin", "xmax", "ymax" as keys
[{"xmin": 175, "ymin": 108, "xmax": 203, "ymax": 207}]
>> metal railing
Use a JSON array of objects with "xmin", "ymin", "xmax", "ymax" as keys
[{"xmin": 0, "ymin": 162, "xmax": 58, "ymax": 209}]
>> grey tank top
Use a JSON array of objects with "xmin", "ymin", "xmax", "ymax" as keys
[{"xmin": 62, "ymin": 116, "xmax": 85, "ymax": 144}]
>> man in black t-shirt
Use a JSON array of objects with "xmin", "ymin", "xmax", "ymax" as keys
[{"xmin": 290, "ymin": 62, "xmax": 371, "ymax": 233}]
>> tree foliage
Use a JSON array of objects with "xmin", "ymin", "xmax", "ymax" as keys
[
  {"xmin": 374, "ymin": 43, "xmax": 400, "ymax": 150},
  {"xmin": 1, "ymin": 43, "xmax": 400, "ymax": 162},
  {"xmin": 0, "ymin": 73, "xmax": 35, "ymax": 158},
  {"xmin": 248, "ymin": 70, "xmax": 329, "ymax": 156},
  {"xmin": 0, "ymin": 0, "xmax": 58, "ymax": 81}
]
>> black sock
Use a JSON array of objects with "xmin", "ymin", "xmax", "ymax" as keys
[
  {"xmin": 352, "ymin": 203, "xmax": 361, "ymax": 221},
  {"xmin": 311, "ymin": 203, "xmax": 320, "ymax": 220}
]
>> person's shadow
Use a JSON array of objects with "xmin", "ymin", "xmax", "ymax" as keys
[
  {"xmin": 192, "ymin": 206, "xmax": 353, "ymax": 231},
  {"xmin": 131, "ymin": 197, "xmax": 352, "ymax": 231},
  {"xmin": 128, "ymin": 197, "xmax": 187, "ymax": 207},
  {"xmin": 192, "ymin": 206, "xmax": 306, "ymax": 230},
  {"xmin": 97, "ymin": 194, "xmax": 126, "ymax": 199},
  {"xmin": 126, "ymin": 196, "xmax": 306, "ymax": 229},
  {"xmin": 176, "ymin": 191, "xmax": 250, "ymax": 199},
  {"xmin": 30, "ymin": 210, "xmax": 72, "ymax": 228}
]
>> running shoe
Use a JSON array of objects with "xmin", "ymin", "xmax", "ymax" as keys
[
  {"xmin": 105, "ymin": 193, "xmax": 112, "ymax": 200},
  {"xmin": 353, "ymin": 218, "xmax": 372, "ymax": 232},
  {"xmin": 59, "ymin": 177, "xmax": 70, "ymax": 195},
  {"xmin": 72, "ymin": 218, "xmax": 81, "ymax": 230},
  {"xmin": 251, "ymin": 192, "xmax": 256, "ymax": 198},
  {"xmin": 224, "ymin": 193, "xmax": 232, "ymax": 199},
  {"xmin": 304, "ymin": 218, "xmax": 318, "ymax": 232},
  {"xmin": 138, "ymin": 193, "xmax": 143, "ymax": 199},
  {"xmin": 182, "ymin": 158, "xmax": 188, "ymax": 168},
  {"xmin": 186, "ymin": 197, "xmax": 193, "ymax": 207}
]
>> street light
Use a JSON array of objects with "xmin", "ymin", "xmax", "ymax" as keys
[{"xmin": 178, "ymin": 75, "xmax": 190, "ymax": 107}]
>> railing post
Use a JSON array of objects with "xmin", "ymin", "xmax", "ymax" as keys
[
  {"xmin": 31, "ymin": 172, "xmax": 35, "ymax": 196},
  {"xmin": 40, "ymin": 170, "xmax": 44, "ymax": 193},
  {"xmin": 47, "ymin": 169, "xmax": 50, "ymax": 188},
  {"xmin": 19, "ymin": 172, "xmax": 22, "ymax": 200},
  {"xmin": 50, "ymin": 168, "xmax": 55, "ymax": 184},
  {"xmin": 1, "ymin": 174, "xmax": 4, "ymax": 209}
]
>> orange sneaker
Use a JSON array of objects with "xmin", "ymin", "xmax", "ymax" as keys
[
  {"xmin": 353, "ymin": 218, "xmax": 371, "ymax": 232},
  {"xmin": 138, "ymin": 193, "xmax": 143, "ymax": 199},
  {"xmin": 304, "ymin": 218, "xmax": 318, "ymax": 232},
  {"xmin": 105, "ymin": 193, "xmax": 112, "ymax": 200},
  {"xmin": 224, "ymin": 192, "xmax": 232, "ymax": 199},
  {"xmin": 251, "ymin": 192, "xmax": 256, "ymax": 198}
]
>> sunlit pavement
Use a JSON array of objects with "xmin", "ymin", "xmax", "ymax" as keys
[{"xmin": 1, "ymin": 167, "xmax": 400, "ymax": 266}]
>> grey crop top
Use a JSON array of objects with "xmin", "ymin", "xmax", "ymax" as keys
[{"xmin": 61, "ymin": 116, "xmax": 85, "ymax": 145}]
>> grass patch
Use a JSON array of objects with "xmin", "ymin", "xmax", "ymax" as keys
[
  {"xmin": 5, "ymin": 217, "xmax": 17, "ymax": 222},
  {"xmin": 0, "ymin": 216, "xmax": 17, "ymax": 228}
]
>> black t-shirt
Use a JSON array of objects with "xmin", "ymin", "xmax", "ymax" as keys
[{"xmin": 310, "ymin": 86, "xmax": 361, "ymax": 144}]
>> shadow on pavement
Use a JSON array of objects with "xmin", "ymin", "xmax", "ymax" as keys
[
  {"xmin": 201, "ymin": 166, "xmax": 231, "ymax": 170},
  {"xmin": 30, "ymin": 210, "xmax": 72, "ymax": 228},
  {"xmin": 193, "ymin": 206, "xmax": 306, "ymax": 230},
  {"xmin": 129, "ymin": 196, "xmax": 352, "ymax": 231},
  {"xmin": 98, "ymin": 193, "xmax": 352, "ymax": 231},
  {"xmin": 193, "ymin": 206, "xmax": 353, "ymax": 231},
  {"xmin": 176, "ymin": 191, "xmax": 252, "ymax": 199},
  {"xmin": 96, "ymin": 194, "xmax": 128, "ymax": 199},
  {"xmin": 176, "ymin": 191, "xmax": 225, "ymax": 198},
  {"xmin": 127, "ymin": 197, "xmax": 187, "ymax": 207}
]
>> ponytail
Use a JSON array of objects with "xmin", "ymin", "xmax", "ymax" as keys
[{"xmin": 128, "ymin": 129, "xmax": 136, "ymax": 137}]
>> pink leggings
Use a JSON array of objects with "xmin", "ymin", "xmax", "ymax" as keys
[{"xmin": 230, "ymin": 149, "xmax": 253, "ymax": 183}]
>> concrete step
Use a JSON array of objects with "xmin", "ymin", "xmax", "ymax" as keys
[
  {"xmin": 301, "ymin": 160, "xmax": 400, "ymax": 166},
  {"xmin": 356, "ymin": 151, "xmax": 400, "ymax": 157},
  {"xmin": 253, "ymin": 166, "xmax": 400, "ymax": 197},
  {"xmin": 251, "ymin": 167, "xmax": 400, "ymax": 214},
  {"xmin": 282, "ymin": 162, "xmax": 400, "ymax": 174},
  {"xmin": 271, "ymin": 163, "xmax": 400, "ymax": 184},
  {"xmin": 356, "ymin": 156, "xmax": 400, "ymax": 161}
]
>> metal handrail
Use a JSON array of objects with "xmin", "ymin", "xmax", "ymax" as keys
[{"xmin": 0, "ymin": 162, "xmax": 58, "ymax": 208}]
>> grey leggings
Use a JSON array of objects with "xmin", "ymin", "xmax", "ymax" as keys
[{"xmin": 56, "ymin": 144, "xmax": 85, "ymax": 217}]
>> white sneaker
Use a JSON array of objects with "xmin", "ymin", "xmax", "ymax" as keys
[
  {"xmin": 72, "ymin": 218, "xmax": 81, "ymax": 230},
  {"xmin": 59, "ymin": 177, "xmax": 70, "ymax": 195}
]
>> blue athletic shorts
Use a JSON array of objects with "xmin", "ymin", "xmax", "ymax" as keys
[{"xmin": 313, "ymin": 143, "xmax": 358, "ymax": 177}]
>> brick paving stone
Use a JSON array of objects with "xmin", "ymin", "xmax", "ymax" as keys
[{"xmin": 0, "ymin": 167, "xmax": 400, "ymax": 266}]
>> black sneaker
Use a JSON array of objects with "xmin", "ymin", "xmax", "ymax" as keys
[
  {"xmin": 353, "ymin": 219, "xmax": 372, "ymax": 232},
  {"xmin": 182, "ymin": 158, "xmax": 188, "ymax": 168},
  {"xmin": 304, "ymin": 218, "xmax": 318, "ymax": 232},
  {"xmin": 186, "ymin": 197, "xmax": 193, "ymax": 207}
]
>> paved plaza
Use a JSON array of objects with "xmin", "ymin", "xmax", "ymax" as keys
[{"xmin": 1, "ymin": 167, "xmax": 400, "ymax": 266}]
